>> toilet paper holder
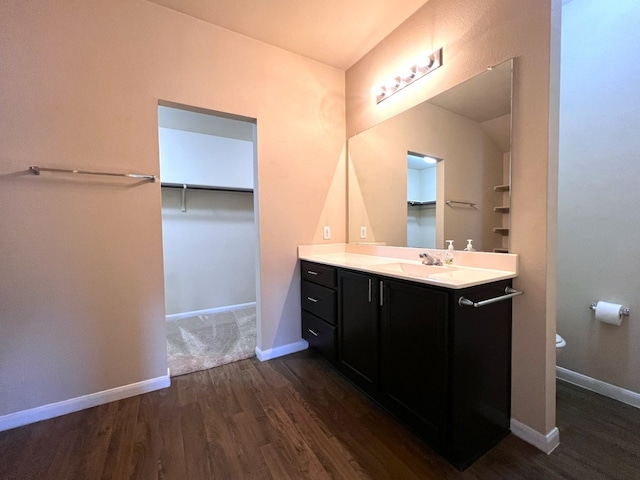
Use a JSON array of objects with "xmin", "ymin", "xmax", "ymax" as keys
[{"xmin": 590, "ymin": 303, "xmax": 630, "ymax": 317}]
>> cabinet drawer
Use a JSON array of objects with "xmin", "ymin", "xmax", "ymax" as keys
[
  {"xmin": 302, "ymin": 311, "xmax": 336, "ymax": 363},
  {"xmin": 301, "ymin": 261, "xmax": 336, "ymax": 288},
  {"xmin": 301, "ymin": 280, "xmax": 336, "ymax": 324}
]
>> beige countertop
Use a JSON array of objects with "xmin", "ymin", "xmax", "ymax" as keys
[{"xmin": 298, "ymin": 243, "xmax": 518, "ymax": 289}]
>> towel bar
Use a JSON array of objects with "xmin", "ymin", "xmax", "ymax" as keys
[
  {"xmin": 29, "ymin": 165, "xmax": 156, "ymax": 182},
  {"xmin": 458, "ymin": 287, "xmax": 523, "ymax": 308}
]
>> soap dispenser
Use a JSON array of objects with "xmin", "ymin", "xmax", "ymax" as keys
[
  {"xmin": 445, "ymin": 240, "xmax": 454, "ymax": 264},
  {"xmin": 464, "ymin": 239, "xmax": 476, "ymax": 252}
]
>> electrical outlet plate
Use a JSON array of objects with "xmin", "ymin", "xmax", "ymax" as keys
[
  {"xmin": 360, "ymin": 226, "xmax": 367, "ymax": 238},
  {"xmin": 323, "ymin": 225, "xmax": 331, "ymax": 240}
]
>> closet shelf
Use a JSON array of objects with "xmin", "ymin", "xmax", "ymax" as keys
[
  {"xmin": 493, "ymin": 227, "xmax": 510, "ymax": 235},
  {"xmin": 162, "ymin": 182, "xmax": 253, "ymax": 213},
  {"xmin": 408, "ymin": 200, "xmax": 436, "ymax": 208},
  {"xmin": 493, "ymin": 206, "xmax": 510, "ymax": 213},
  {"xmin": 494, "ymin": 184, "xmax": 510, "ymax": 192},
  {"xmin": 161, "ymin": 182, "xmax": 253, "ymax": 193}
]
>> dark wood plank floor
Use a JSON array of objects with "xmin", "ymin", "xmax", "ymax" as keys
[{"xmin": 1, "ymin": 350, "xmax": 640, "ymax": 479}]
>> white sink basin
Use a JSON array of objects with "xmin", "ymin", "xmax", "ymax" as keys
[
  {"xmin": 370, "ymin": 261, "xmax": 512, "ymax": 286},
  {"xmin": 372, "ymin": 262, "xmax": 456, "ymax": 277}
]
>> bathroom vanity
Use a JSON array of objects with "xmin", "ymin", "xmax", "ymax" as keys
[{"xmin": 299, "ymin": 244, "xmax": 519, "ymax": 470}]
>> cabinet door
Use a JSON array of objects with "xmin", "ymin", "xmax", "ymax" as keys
[
  {"xmin": 448, "ymin": 281, "xmax": 512, "ymax": 466},
  {"xmin": 380, "ymin": 279, "xmax": 448, "ymax": 442},
  {"xmin": 338, "ymin": 270, "xmax": 379, "ymax": 392}
]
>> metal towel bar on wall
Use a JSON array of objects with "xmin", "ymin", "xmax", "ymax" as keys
[
  {"xmin": 458, "ymin": 287, "xmax": 523, "ymax": 308},
  {"xmin": 29, "ymin": 165, "xmax": 156, "ymax": 182},
  {"xmin": 446, "ymin": 200, "xmax": 476, "ymax": 207}
]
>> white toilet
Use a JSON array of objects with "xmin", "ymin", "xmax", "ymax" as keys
[{"xmin": 556, "ymin": 334, "xmax": 566, "ymax": 357}]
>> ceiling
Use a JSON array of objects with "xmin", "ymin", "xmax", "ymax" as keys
[
  {"xmin": 427, "ymin": 60, "xmax": 512, "ymax": 123},
  {"xmin": 146, "ymin": 0, "xmax": 429, "ymax": 70}
]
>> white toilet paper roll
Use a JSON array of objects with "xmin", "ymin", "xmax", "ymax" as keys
[{"xmin": 595, "ymin": 301, "xmax": 624, "ymax": 326}]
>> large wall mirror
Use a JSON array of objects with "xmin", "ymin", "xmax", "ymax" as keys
[{"xmin": 348, "ymin": 59, "xmax": 512, "ymax": 253}]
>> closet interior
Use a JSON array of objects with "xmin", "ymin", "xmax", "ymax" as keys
[{"xmin": 158, "ymin": 105, "xmax": 258, "ymax": 376}]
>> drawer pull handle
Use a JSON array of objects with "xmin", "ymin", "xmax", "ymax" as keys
[
  {"xmin": 307, "ymin": 270, "xmax": 318, "ymax": 276},
  {"xmin": 308, "ymin": 328, "xmax": 319, "ymax": 337},
  {"xmin": 307, "ymin": 296, "xmax": 319, "ymax": 303},
  {"xmin": 458, "ymin": 287, "xmax": 524, "ymax": 308}
]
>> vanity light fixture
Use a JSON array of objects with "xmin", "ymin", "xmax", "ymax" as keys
[{"xmin": 375, "ymin": 47, "xmax": 443, "ymax": 104}]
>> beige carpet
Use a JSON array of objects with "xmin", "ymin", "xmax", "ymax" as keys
[{"xmin": 166, "ymin": 306, "xmax": 256, "ymax": 377}]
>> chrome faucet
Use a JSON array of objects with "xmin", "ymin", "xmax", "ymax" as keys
[{"xmin": 419, "ymin": 252, "xmax": 443, "ymax": 266}]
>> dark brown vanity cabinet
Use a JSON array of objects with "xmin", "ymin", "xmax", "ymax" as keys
[
  {"xmin": 300, "ymin": 260, "xmax": 513, "ymax": 470},
  {"xmin": 300, "ymin": 261, "xmax": 337, "ymax": 363}
]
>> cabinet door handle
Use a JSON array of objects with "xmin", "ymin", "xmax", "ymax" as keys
[
  {"xmin": 368, "ymin": 278, "xmax": 372, "ymax": 303},
  {"xmin": 308, "ymin": 328, "xmax": 319, "ymax": 337},
  {"xmin": 380, "ymin": 281, "xmax": 384, "ymax": 306},
  {"xmin": 307, "ymin": 270, "xmax": 318, "ymax": 276},
  {"xmin": 307, "ymin": 296, "xmax": 319, "ymax": 303},
  {"xmin": 458, "ymin": 287, "xmax": 524, "ymax": 308}
]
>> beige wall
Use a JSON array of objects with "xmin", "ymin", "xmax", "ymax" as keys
[
  {"xmin": 346, "ymin": 0, "xmax": 560, "ymax": 437},
  {"xmin": 0, "ymin": 0, "xmax": 345, "ymax": 416},
  {"xmin": 161, "ymin": 189, "xmax": 256, "ymax": 315},
  {"xmin": 557, "ymin": 1, "xmax": 640, "ymax": 392}
]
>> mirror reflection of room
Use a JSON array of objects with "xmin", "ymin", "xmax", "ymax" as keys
[{"xmin": 348, "ymin": 59, "xmax": 512, "ymax": 253}]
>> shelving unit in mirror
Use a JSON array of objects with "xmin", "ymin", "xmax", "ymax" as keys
[{"xmin": 493, "ymin": 151, "xmax": 511, "ymax": 253}]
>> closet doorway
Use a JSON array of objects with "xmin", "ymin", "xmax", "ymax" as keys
[
  {"xmin": 407, "ymin": 152, "xmax": 438, "ymax": 248},
  {"xmin": 157, "ymin": 103, "xmax": 258, "ymax": 377}
]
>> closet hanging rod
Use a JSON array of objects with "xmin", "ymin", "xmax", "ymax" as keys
[
  {"xmin": 445, "ymin": 200, "xmax": 476, "ymax": 207},
  {"xmin": 29, "ymin": 165, "xmax": 156, "ymax": 182},
  {"xmin": 161, "ymin": 182, "xmax": 253, "ymax": 193}
]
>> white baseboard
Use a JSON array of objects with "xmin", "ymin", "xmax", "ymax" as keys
[
  {"xmin": 510, "ymin": 368, "xmax": 640, "ymax": 455},
  {"xmin": 0, "ymin": 370, "xmax": 171, "ymax": 432},
  {"xmin": 255, "ymin": 340, "xmax": 309, "ymax": 361},
  {"xmin": 510, "ymin": 418, "xmax": 560, "ymax": 454},
  {"xmin": 166, "ymin": 302, "xmax": 256, "ymax": 322},
  {"xmin": 556, "ymin": 366, "xmax": 640, "ymax": 409}
]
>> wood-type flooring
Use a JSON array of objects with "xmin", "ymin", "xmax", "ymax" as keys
[{"xmin": 1, "ymin": 349, "xmax": 639, "ymax": 479}]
